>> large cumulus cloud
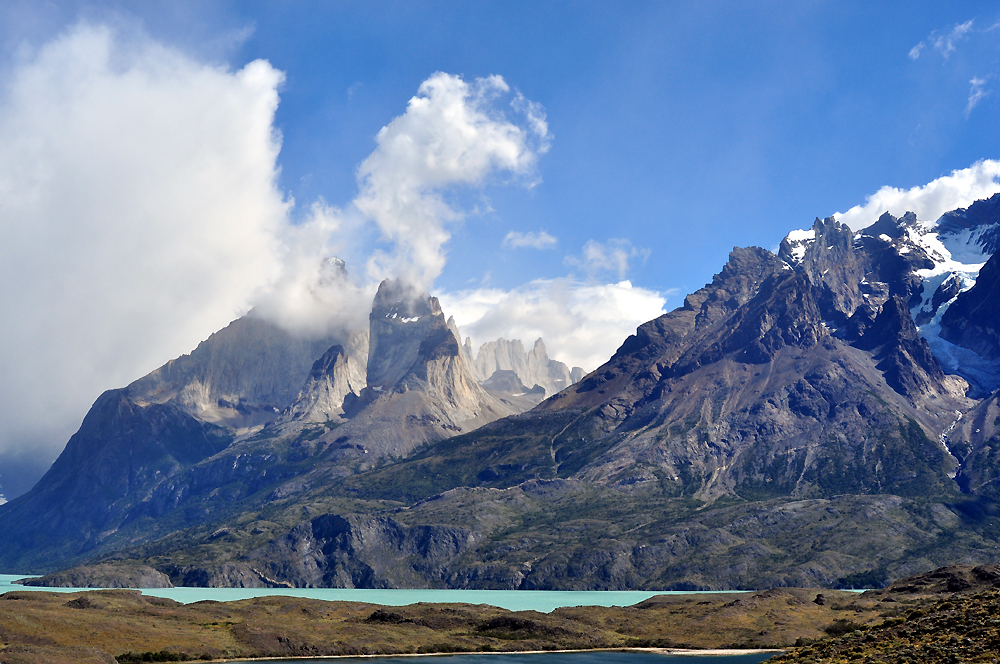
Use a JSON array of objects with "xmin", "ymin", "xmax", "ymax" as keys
[
  {"xmin": 836, "ymin": 160, "xmax": 1000, "ymax": 229},
  {"xmin": 355, "ymin": 73, "xmax": 550, "ymax": 289},
  {"xmin": 0, "ymin": 24, "xmax": 290, "ymax": 494}
]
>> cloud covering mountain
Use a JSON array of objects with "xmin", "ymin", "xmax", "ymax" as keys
[
  {"xmin": 0, "ymin": 23, "xmax": 663, "ymax": 498},
  {"xmin": 0, "ymin": 24, "xmax": 290, "ymax": 494}
]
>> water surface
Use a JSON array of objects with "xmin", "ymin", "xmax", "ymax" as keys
[{"xmin": 0, "ymin": 574, "xmax": 749, "ymax": 612}]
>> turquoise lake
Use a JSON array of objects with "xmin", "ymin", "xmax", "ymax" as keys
[
  {"xmin": 0, "ymin": 574, "xmax": 750, "ymax": 612},
  {"xmin": 0, "ymin": 576, "xmax": 781, "ymax": 659}
]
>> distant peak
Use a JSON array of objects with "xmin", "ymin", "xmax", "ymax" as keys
[{"xmin": 317, "ymin": 256, "xmax": 349, "ymax": 287}]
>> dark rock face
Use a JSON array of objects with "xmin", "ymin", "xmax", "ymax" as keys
[
  {"xmin": 855, "ymin": 213, "xmax": 935, "ymax": 310},
  {"xmin": 0, "ymin": 389, "xmax": 231, "ymax": 570},
  {"xmin": 367, "ymin": 280, "xmax": 444, "ymax": 389},
  {"xmin": 852, "ymin": 296, "xmax": 945, "ymax": 398},
  {"xmin": 940, "ymin": 250, "xmax": 1000, "ymax": 360},
  {"xmin": 165, "ymin": 563, "xmax": 275, "ymax": 588},
  {"xmin": 870, "ymin": 564, "xmax": 1000, "ymax": 596},
  {"xmin": 244, "ymin": 514, "xmax": 480, "ymax": 588},
  {"xmin": 864, "ymin": 211, "xmax": 910, "ymax": 241}
]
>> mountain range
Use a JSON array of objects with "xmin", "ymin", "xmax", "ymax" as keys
[{"xmin": 5, "ymin": 195, "xmax": 1000, "ymax": 590}]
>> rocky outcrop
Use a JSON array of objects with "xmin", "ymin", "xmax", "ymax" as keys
[
  {"xmin": 310, "ymin": 280, "xmax": 516, "ymax": 460},
  {"xmin": 940, "ymin": 250, "xmax": 1000, "ymax": 360},
  {"xmin": 869, "ymin": 564, "xmax": 1000, "ymax": 596},
  {"xmin": 366, "ymin": 280, "xmax": 446, "ymax": 390},
  {"xmin": 17, "ymin": 564, "xmax": 173, "ymax": 588},
  {"xmin": 165, "ymin": 563, "xmax": 277, "ymax": 588}
]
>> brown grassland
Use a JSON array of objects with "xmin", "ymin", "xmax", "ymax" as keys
[
  {"xmin": 0, "ymin": 586, "xmax": 866, "ymax": 663},
  {"xmin": 5, "ymin": 564, "xmax": 1000, "ymax": 664}
]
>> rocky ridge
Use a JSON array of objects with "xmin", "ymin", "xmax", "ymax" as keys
[{"xmin": 6, "ymin": 197, "xmax": 1000, "ymax": 589}]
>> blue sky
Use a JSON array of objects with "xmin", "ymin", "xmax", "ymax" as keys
[
  {"xmin": 8, "ymin": 1, "xmax": 1000, "ymax": 294},
  {"xmin": 2, "ymin": 0, "xmax": 1000, "ymax": 497},
  {"xmin": 129, "ymin": 2, "xmax": 1000, "ymax": 290}
]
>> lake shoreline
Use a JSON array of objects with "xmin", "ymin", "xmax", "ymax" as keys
[
  {"xmin": 0, "ymin": 584, "xmax": 860, "ymax": 663},
  {"xmin": 0, "ymin": 574, "xmax": 757, "ymax": 613}
]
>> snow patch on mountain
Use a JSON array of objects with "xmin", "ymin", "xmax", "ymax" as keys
[
  {"xmin": 782, "ymin": 228, "xmax": 816, "ymax": 264},
  {"xmin": 893, "ymin": 206, "xmax": 1000, "ymax": 392}
]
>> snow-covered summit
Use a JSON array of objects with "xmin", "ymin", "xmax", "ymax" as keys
[{"xmin": 780, "ymin": 227, "xmax": 817, "ymax": 264}]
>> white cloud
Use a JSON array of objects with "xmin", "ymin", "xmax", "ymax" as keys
[
  {"xmin": 834, "ymin": 159, "xmax": 1000, "ymax": 230},
  {"xmin": 439, "ymin": 279, "xmax": 669, "ymax": 372},
  {"xmin": 251, "ymin": 201, "xmax": 375, "ymax": 339},
  {"xmin": 0, "ymin": 24, "xmax": 290, "ymax": 463},
  {"xmin": 354, "ymin": 72, "xmax": 550, "ymax": 290},
  {"xmin": 909, "ymin": 20, "xmax": 975, "ymax": 60},
  {"xmin": 503, "ymin": 230, "xmax": 557, "ymax": 249},
  {"xmin": 935, "ymin": 20, "xmax": 974, "ymax": 58},
  {"xmin": 565, "ymin": 238, "xmax": 649, "ymax": 280},
  {"xmin": 967, "ymin": 76, "xmax": 989, "ymax": 116}
]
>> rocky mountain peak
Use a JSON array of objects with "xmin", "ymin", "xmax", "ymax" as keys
[
  {"xmin": 778, "ymin": 216, "xmax": 852, "ymax": 267},
  {"xmin": 371, "ymin": 278, "xmax": 441, "ymax": 320},
  {"xmin": 278, "ymin": 341, "xmax": 366, "ymax": 424},
  {"xmin": 862, "ymin": 211, "xmax": 913, "ymax": 240},
  {"xmin": 317, "ymin": 256, "xmax": 349, "ymax": 286},
  {"xmin": 778, "ymin": 217, "xmax": 866, "ymax": 325},
  {"xmin": 936, "ymin": 192, "xmax": 1000, "ymax": 254},
  {"xmin": 367, "ymin": 279, "xmax": 447, "ymax": 389}
]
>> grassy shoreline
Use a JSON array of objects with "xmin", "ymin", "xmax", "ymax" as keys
[
  {"xmin": 8, "ymin": 563, "xmax": 996, "ymax": 664},
  {"xmin": 0, "ymin": 586, "xmax": 852, "ymax": 664}
]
